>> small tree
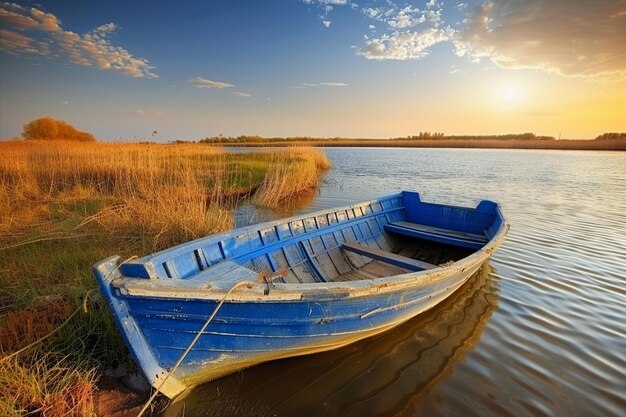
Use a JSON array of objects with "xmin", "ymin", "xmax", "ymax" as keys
[
  {"xmin": 22, "ymin": 117, "xmax": 96, "ymax": 141},
  {"xmin": 23, "ymin": 117, "xmax": 59, "ymax": 140}
]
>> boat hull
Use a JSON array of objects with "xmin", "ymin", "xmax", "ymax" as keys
[
  {"xmin": 93, "ymin": 191, "xmax": 508, "ymax": 398},
  {"xmin": 95, "ymin": 256, "xmax": 483, "ymax": 397}
]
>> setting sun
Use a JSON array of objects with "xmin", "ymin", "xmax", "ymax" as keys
[{"xmin": 501, "ymin": 85, "xmax": 523, "ymax": 105}]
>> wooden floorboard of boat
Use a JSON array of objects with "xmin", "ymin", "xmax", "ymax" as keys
[
  {"xmin": 361, "ymin": 260, "xmax": 411, "ymax": 276},
  {"xmin": 327, "ymin": 247, "xmax": 352, "ymax": 275},
  {"xmin": 332, "ymin": 260, "xmax": 411, "ymax": 282}
]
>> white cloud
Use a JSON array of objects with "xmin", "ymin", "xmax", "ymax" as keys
[
  {"xmin": 0, "ymin": 5, "xmax": 39, "ymax": 30},
  {"xmin": 449, "ymin": 65, "xmax": 465, "ymax": 75},
  {"xmin": 364, "ymin": 7, "xmax": 381, "ymax": 18},
  {"xmin": 189, "ymin": 77, "xmax": 234, "ymax": 89},
  {"xmin": 352, "ymin": 0, "xmax": 625, "ymax": 82},
  {"xmin": 0, "ymin": 28, "xmax": 44, "ymax": 54},
  {"xmin": 320, "ymin": 81, "xmax": 348, "ymax": 86},
  {"xmin": 303, "ymin": 0, "xmax": 348, "ymax": 28},
  {"xmin": 301, "ymin": 81, "xmax": 348, "ymax": 87},
  {"xmin": 391, "ymin": 6, "xmax": 423, "ymax": 29},
  {"xmin": 303, "ymin": 0, "xmax": 348, "ymax": 4},
  {"xmin": 233, "ymin": 91, "xmax": 251, "ymax": 97},
  {"xmin": 134, "ymin": 109, "xmax": 165, "ymax": 117},
  {"xmin": 362, "ymin": 2, "xmax": 435, "ymax": 30},
  {"xmin": 358, "ymin": 27, "xmax": 454, "ymax": 60},
  {"xmin": 0, "ymin": 3, "xmax": 157, "ymax": 78},
  {"xmin": 454, "ymin": 0, "xmax": 626, "ymax": 81}
]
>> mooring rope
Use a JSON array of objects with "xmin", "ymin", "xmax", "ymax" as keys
[{"xmin": 135, "ymin": 279, "xmax": 256, "ymax": 417}]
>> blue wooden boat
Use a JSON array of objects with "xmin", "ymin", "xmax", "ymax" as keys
[{"xmin": 93, "ymin": 191, "xmax": 508, "ymax": 398}]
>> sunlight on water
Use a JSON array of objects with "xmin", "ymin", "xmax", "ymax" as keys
[{"xmin": 174, "ymin": 148, "xmax": 626, "ymax": 417}]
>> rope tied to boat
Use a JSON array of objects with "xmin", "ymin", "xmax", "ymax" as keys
[
  {"xmin": 136, "ymin": 278, "xmax": 259, "ymax": 417},
  {"xmin": 257, "ymin": 268, "xmax": 288, "ymax": 295}
]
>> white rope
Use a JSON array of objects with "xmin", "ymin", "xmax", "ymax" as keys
[{"xmin": 136, "ymin": 280, "xmax": 255, "ymax": 417}]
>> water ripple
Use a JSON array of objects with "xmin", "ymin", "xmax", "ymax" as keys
[{"xmin": 170, "ymin": 149, "xmax": 626, "ymax": 417}]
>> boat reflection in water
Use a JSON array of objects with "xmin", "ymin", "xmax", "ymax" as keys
[{"xmin": 164, "ymin": 262, "xmax": 500, "ymax": 417}]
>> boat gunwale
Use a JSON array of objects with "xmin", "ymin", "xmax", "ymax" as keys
[
  {"xmin": 133, "ymin": 192, "xmax": 406, "ymax": 267},
  {"xmin": 111, "ymin": 214, "xmax": 509, "ymax": 302}
]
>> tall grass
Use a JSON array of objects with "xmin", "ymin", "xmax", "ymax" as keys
[
  {"xmin": 0, "ymin": 140, "xmax": 330, "ymax": 416},
  {"xmin": 253, "ymin": 146, "xmax": 331, "ymax": 208},
  {"xmin": 1, "ymin": 141, "xmax": 232, "ymax": 251}
]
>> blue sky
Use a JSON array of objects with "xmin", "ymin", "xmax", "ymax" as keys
[{"xmin": 1, "ymin": 0, "xmax": 625, "ymax": 140}]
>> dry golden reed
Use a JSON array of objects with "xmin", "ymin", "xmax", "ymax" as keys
[
  {"xmin": 1, "ymin": 141, "xmax": 331, "ymax": 250},
  {"xmin": 253, "ymin": 146, "xmax": 331, "ymax": 208},
  {"xmin": 0, "ymin": 355, "xmax": 96, "ymax": 417},
  {"xmin": 7, "ymin": 143, "xmax": 242, "ymax": 248},
  {"xmin": 0, "ymin": 140, "xmax": 330, "ymax": 417}
]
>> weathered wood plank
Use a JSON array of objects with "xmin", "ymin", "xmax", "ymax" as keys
[
  {"xmin": 342, "ymin": 242, "xmax": 437, "ymax": 271},
  {"xmin": 291, "ymin": 263, "xmax": 318, "ymax": 283},
  {"xmin": 389, "ymin": 221, "xmax": 487, "ymax": 242},
  {"xmin": 300, "ymin": 241, "xmax": 328, "ymax": 282},
  {"xmin": 342, "ymin": 249, "xmax": 368, "ymax": 269},
  {"xmin": 360, "ymin": 260, "xmax": 411, "ymax": 277},
  {"xmin": 385, "ymin": 222, "xmax": 486, "ymax": 250},
  {"xmin": 327, "ymin": 247, "xmax": 352, "ymax": 274},
  {"xmin": 189, "ymin": 261, "xmax": 259, "ymax": 290}
]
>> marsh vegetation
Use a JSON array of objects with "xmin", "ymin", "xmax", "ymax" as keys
[{"xmin": 0, "ymin": 140, "xmax": 330, "ymax": 416}]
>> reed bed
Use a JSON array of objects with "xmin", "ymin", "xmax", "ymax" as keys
[
  {"xmin": 253, "ymin": 146, "xmax": 332, "ymax": 208},
  {"xmin": 0, "ymin": 140, "xmax": 330, "ymax": 416}
]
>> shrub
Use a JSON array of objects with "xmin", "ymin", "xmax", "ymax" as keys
[{"xmin": 22, "ymin": 117, "xmax": 96, "ymax": 142}]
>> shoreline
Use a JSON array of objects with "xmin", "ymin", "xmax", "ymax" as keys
[
  {"xmin": 205, "ymin": 139, "xmax": 626, "ymax": 151},
  {"xmin": 0, "ymin": 143, "xmax": 331, "ymax": 417}
]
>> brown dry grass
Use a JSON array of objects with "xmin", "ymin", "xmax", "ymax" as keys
[
  {"xmin": 253, "ymin": 146, "xmax": 332, "ymax": 208},
  {"xmin": 0, "ymin": 140, "xmax": 330, "ymax": 416},
  {"xmin": 0, "ymin": 141, "xmax": 232, "ymax": 251},
  {"xmin": 1, "ymin": 355, "xmax": 96, "ymax": 417}
]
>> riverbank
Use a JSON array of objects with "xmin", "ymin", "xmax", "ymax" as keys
[
  {"xmin": 210, "ymin": 138, "xmax": 626, "ymax": 151},
  {"xmin": 0, "ymin": 141, "xmax": 330, "ymax": 416}
]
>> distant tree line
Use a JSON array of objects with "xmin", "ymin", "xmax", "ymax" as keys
[
  {"xmin": 23, "ymin": 117, "xmax": 96, "ymax": 141},
  {"xmin": 197, "ymin": 132, "xmax": 559, "ymax": 143},
  {"xmin": 399, "ymin": 132, "xmax": 445, "ymax": 140},
  {"xmin": 595, "ymin": 132, "xmax": 625, "ymax": 140},
  {"xmin": 198, "ymin": 135, "xmax": 345, "ymax": 144},
  {"xmin": 397, "ymin": 132, "xmax": 555, "ymax": 141}
]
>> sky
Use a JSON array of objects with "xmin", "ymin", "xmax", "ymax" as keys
[{"xmin": 1, "ymin": 0, "xmax": 625, "ymax": 141}]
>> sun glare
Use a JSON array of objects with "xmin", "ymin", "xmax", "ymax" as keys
[
  {"xmin": 503, "ymin": 86, "xmax": 521, "ymax": 102},
  {"xmin": 494, "ymin": 82, "xmax": 527, "ymax": 108}
]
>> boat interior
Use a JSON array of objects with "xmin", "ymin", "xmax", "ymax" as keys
[
  {"xmin": 238, "ymin": 226, "xmax": 479, "ymax": 284},
  {"xmin": 118, "ymin": 192, "xmax": 502, "ymax": 287}
]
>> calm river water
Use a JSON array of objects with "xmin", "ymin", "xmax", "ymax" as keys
[{"xmin": 166, "ymin": 148, "xmax": 626, "ymax": 417}]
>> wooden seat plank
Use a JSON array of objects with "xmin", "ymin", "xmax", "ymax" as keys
[
  {"xmin": 384, "ymin": 221, "xmax": 486, "ymax": 250},
  {"xmin": 342, "ymin": 242, "xmax": 437, "ymax": 271}
]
